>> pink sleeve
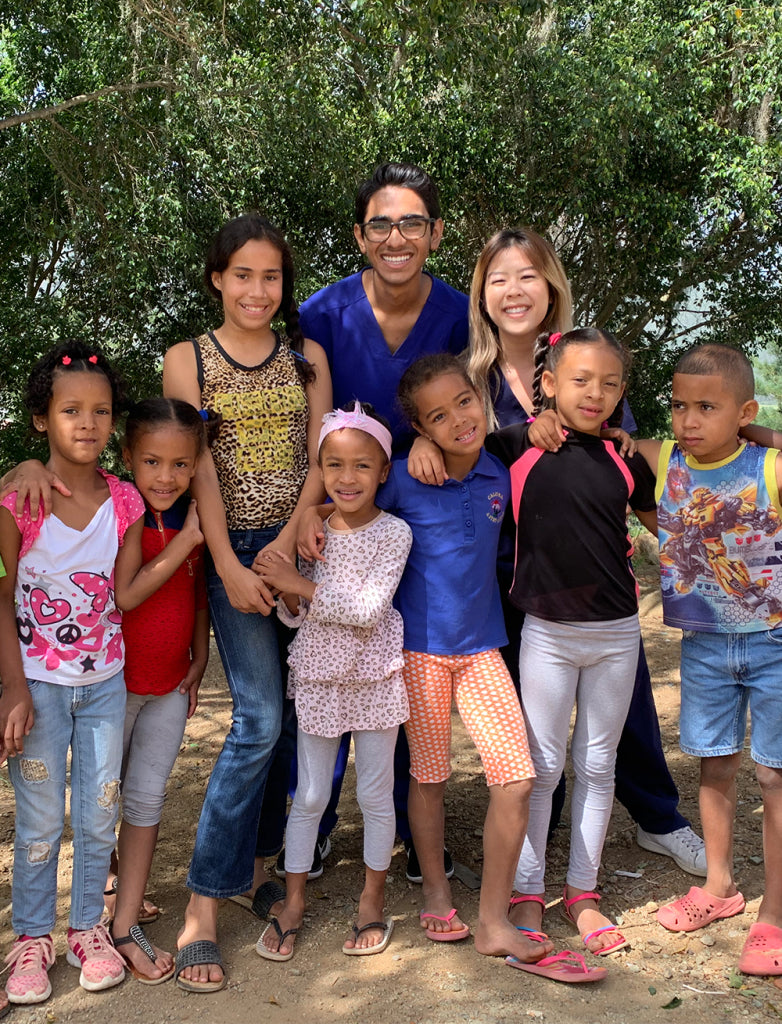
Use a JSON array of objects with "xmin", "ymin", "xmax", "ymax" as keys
[
  {"xmin": 114, "ymin": 482, "xmax": 144, "ymax": 545},
  {"xmin": 99, "ymin": 470, "xmax": 144, "ymax": 545},
  {"xmin": 0, "ymin": 493, "xmax": 43, "ymax": 558}
]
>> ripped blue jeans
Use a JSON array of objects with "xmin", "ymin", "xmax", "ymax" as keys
[{"xmin": 8, "ymin": 671, "xmax": 125, "ymax": 936}]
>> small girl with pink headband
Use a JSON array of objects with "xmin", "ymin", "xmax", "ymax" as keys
[{"xmin": 254, "ymin": 402, "xmax": 412, "ymax": 961}]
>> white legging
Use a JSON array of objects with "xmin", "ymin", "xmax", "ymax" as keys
[
  {"xmin": 514, "ymin": 614, "xmax": 640, "ymax": 893},
  {"xmin": 285, "ymin": 726, "xmax": 399, "ymax": 874}
]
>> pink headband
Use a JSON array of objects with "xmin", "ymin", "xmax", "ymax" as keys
[{"xmin": 318, "ymin": 402, "xmax": 393, "ymax": 459}]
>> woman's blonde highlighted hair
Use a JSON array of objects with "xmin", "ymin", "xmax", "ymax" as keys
[{"xmin": 466, "ymin": 228, "xmax": 573, "ymax": 429}]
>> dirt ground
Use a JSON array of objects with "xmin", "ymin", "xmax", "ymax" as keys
[{"xmin": 0, "ymin": 557, "xmax": 779, "ymax": 1024}]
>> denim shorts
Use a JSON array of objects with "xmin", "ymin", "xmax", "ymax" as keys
[{"xmin": 680, "ymin": 628, "xmax": 782, "ymax": 767}]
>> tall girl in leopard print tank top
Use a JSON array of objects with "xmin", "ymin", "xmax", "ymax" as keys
[{"xmin": 163, "ymin": 215, "xmax": 332, "ymax": 992}]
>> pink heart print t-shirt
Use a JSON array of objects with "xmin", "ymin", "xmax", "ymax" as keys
[{"xmin": 1, "ymin": 470, "xmax": 143, "ymax": 684}]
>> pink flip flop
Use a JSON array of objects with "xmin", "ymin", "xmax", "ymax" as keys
[
  {"xmin": 506, "ymin": 949, "xmax": 607, "ymax": 984},
  {"xmin": 656, "ymin": 886, "xmax": 745, "ymax": 933},
  {"xmin": 561, "ymin": 889, "xmax": 629, "ymax": 956},
  {"xmin": 738, "ymin": 922, "xmax": 782, "ymax": 975},
  {"xmin": 509, "ymin": 893, "xmax": 546, "ymax": 915},
  {"xmin": 509, "ymin": 894, "xmax": 546, "ymax": 910},
  {"xmin": 420, "ymin": 909, "xmax": 471, "ymax": 942}
]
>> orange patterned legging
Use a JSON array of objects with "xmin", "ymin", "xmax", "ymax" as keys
[{"xmin": 402, "ymin": 648, "xmax": 535, "ymax": 787}]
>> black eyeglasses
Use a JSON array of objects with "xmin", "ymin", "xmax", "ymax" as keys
[{"xmin": 359, "ymin": 216, "xmax": 435, "ymax": 242}]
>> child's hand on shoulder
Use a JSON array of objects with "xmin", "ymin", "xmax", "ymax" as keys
[
  {"xmin": 528, "ymin": 409, "xmax": 568, "ymax": 451},
  {"xmin": 601, "ymin": 427, "xmax": 637, "ymax": 458},
  {"xmin": 408, "ymin": 436, "xmax": 448, "ymax": 485},
  {"xmin": 0, "ymin": 461, "xmax": 72, "ymax": 519}
]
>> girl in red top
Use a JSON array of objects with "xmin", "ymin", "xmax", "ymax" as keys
[{"xmin": 107, "ymin": 398, "xmax": 212, "ymax": 984}]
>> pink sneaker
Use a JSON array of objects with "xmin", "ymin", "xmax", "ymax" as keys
[
  {"xmin": 5, "ymin": 934, "xmax": 55, "ymax": 1004},
  {"xmin": 66, "ymin": 923, "xmax": 125, "ymax": 991}
]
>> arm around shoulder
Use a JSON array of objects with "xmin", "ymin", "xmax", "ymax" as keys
[
  {"xmin": 0, "ymin": 462, "xmax": 71, "ymax": 519},
  {"xmin": 269, "ymin": 338, "xmax": 332, "ymax": 557},
  {"xmin": 740, "ymin": 423, "xmax": 782, "ymax": 451},
  {"xmin": 162, "ymin": 341, "xmax": 202, "ymax": 408},
  {"xmin": 484, "ymin": 422, "xmax": 530, "ymax": 466},
  {"xmin": 635, "ymin": 439, "xmax": 664, "ymax": 476},
  {"xmin": 306, "ymin": 515, "xmax": 411, "ymax": 629}
]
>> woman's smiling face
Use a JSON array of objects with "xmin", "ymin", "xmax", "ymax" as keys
[{"xmin": 482, "ymin": 244, "xmax": 551, "ymax": 347}]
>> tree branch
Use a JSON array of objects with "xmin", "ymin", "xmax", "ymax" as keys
[{"xmin": 0, "ymin": 80, "xmax": 173, "ymax": 131}]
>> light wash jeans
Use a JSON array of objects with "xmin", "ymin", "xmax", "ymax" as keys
[
  {"xmin": 186, "ymin": 527, "xmax": 284, "ymax": 898},
  {"xmin": 8, "ymin": 670, "xmax": 126, "ymax": 936}
]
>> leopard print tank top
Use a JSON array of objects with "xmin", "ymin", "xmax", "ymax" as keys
[{"xmin": 194, "ymin": 331, "xmax": 309, "ymax": 530}]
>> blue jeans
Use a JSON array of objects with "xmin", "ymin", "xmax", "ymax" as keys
[
  {"xmin": 187, "ymin": 527, "xmax": 284, "ymax": 898},
  {"xmin": 256, "ymin": 694, "xmax": 298, "ymax": 857},
  {"xmin": 9, "ymin": 671, "xmax": 126, "ymax": 936}
]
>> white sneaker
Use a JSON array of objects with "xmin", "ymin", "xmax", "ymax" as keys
[{"xmin": 636, "ymin": 825, "xmax": 707, "ymax": 876}]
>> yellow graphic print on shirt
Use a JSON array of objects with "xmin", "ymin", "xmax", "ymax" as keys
[{"xmin": 212, "ymin": 385, "xmax": 308, "ymax": 475}]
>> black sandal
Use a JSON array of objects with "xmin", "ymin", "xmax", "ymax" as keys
[
  {"xmin": 256, "ymin": 918, "xmax": 299, "ymax": 961},
  {"xmin": 103, "ymin": 876, "xmax": 161, "ymax": 925},
  {"xmin": 228, "ymin": 879, "xmax": 286, "ymax": 920},
  {"xmin": 113, "ymin": 924, "xmax": 175, "ymax": 986},
  {"xmin": 174, "ymin": 940, "xmax": 226, "ymax": 992},
  {"xmin": 251, "ymin": 881, "xmax": 286, "ymax": 920}
]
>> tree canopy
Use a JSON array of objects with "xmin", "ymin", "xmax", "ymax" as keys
[{"xmin": 1, "ymin": 0, "xmax": 781, "ymax": 463}]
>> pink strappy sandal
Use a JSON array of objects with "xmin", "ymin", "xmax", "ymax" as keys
[{"xmin": 561, "ymin": 888, "xmax": 629, "ymax": 956}]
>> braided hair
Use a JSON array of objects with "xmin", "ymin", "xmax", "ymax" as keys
[{"xmin": 531, "ymin": 327, "xmax": 631, "ymax": 428}]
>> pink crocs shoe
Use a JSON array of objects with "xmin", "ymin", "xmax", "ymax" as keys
[
  {"xmin": 657, "ymin": 885, "xmax": 745, "ymax": 932},
  {"xmin": 66, "ymin": 923, "xmax": 125, "ymax": 991},
  {"xmin": 5, "ymin": 934, "xmax": 55, "ymax": 1004}
]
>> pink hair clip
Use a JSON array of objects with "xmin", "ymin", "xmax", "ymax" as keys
[
  {"xmin": 549, "ymin": 332, "xmax": 562, "ymax": 346},
  {"xmin": 61, "ymin": 355, "xmax": 72, "ymax": 365},
  {"xmin": 526, "ymin": 415, "xmax": 536, "ymax": 423},
  {"xmin": 88, "ymin": 355, "xmax": 98, "ymax": 364}
]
